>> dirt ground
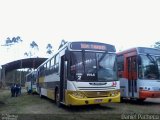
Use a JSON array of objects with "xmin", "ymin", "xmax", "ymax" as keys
[{"xmin": 0, "ymin": 88, "xmax": 160, "ymax": 120}]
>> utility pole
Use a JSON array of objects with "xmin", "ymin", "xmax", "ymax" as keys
[
  {"xmin": 20, "ymin": 59, "xmax": 22, "ymax": 86},
  {"xmin": 0, "ymin": 67, "xmax": 1, "ymax": 88},
  {"xmin": 2, "ymin": 67, "xmax": 5, "ymax": 88}
]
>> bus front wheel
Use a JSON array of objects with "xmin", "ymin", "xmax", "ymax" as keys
[
  {"xmin": 55, "ymin": 90, "xmax": 61, "ymax": 107},
  {"xmin": 137, "ymin": 98, "xmax": 146, "ymax": 103}
]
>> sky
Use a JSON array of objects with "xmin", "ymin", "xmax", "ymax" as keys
[{"xmin": 0, "ymin": 0, "xmax": 160, "ymax": 66}]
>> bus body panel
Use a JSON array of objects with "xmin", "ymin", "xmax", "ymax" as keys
[
  {"xmin": 67, "ymin": 81, "xmax": 119, "ymax": 91},
  {"xmin": 65, "ymin": 81, "xmax": 120, "ymax": 105},
  {"xmin": 120, "ymin": 78, "xmax": 129, "ymax": 98},
  {"xmin": 138, "ymin": 79, "xmax": 160, "ymax": 99},
  {"xmin": 65, "ymin": 90, "xmax": 120, "ymax": 105}
]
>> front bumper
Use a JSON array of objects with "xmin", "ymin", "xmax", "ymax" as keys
[{"xmin": 65, "ymin": 91, "xmax": 120, "ymax": 106}]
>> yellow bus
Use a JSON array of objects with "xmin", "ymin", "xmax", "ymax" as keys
[{"xmin": 36, "ymin": 41, "xmax": 120, "ymax": 106}]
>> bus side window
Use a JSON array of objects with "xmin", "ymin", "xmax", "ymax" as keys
[
  {"xmin": 46, "ymin": 61, "xmax": 51, "ymax": 75},
  {"xmin": 39, "ymin": 66, "xmax": 43, "ymax": 77},
  {"xmin": 138, "ymin": 55, "xmax": 143, "ymax": 79},
  {"xmin": 50, "ymin": 57, "xmax": 55, "ymax": 74},
  {"xmin": 55, "ymin": 54, "xmax": 59, "ymax": 73},
  {"xmin": 117, "ymin": 55, "xmax": 124, "ymax": 78}
]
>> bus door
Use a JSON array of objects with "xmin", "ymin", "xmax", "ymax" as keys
[
  {"xmin": 60, "ymin": 55, "xmax": 68, "ymax": 103},
  {"xmin": 127, "ymin": 56, "xmax": 137, "ymax": 98}
]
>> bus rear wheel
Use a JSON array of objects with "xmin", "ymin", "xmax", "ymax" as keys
[{"xmin": 39, "ymin": 88, "xmax": 43, "ymax": 98}]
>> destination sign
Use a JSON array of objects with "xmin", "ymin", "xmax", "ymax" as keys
[
  {"xmin": 80, "ymin": 43, "xmax": 107, "ymax": 50},
  {"xmin": 70, "ymin": 42, "xmax": 116, "ymax": 52}
]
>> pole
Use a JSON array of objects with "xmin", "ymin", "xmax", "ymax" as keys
[
  {"xmin": 2, "ymin": 67, "xmax": 5, "ymax": 88},
  {"xmin": 0, "ymin": 68, "xmax": 1, "ymax": 88},
  {"xmin": 20, "ymin": 60, "xmax": 22, "ymax": 85}
]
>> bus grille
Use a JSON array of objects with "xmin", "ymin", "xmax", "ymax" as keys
[
  {"xmin": 83, "ymin": 91, "xmax": 110, "ymax": 98},
  {"xmin": 77, "ymin": 86, "xmax": 115, "ymax": 91}
]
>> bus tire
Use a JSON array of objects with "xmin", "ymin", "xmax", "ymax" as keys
[
  {"xmin": 55, "ymin": 90, "xmax": 61, "ymax": 107},
  {"xmin": 39, "ymin": 88, "xmax": 43, "ymax": 98},
  {"xmin": 120, "ymin": 97, "xmax": 124, "ymax": 103},
  {"xmin": 137, "ymin": 98, "xmax": 145, "ymax": 103},
  {"xmin": 40, "ymin": 92, "xmax": 43, "ymax": 98}
]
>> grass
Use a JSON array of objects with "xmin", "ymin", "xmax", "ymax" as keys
[{"xmin": 0, "ymin": 88, "xmax": 160, "ymax": 120}]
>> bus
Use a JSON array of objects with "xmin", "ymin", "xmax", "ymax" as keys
[
  {"xmin": 36, "ymin": 41, "xmax": 120, "ymax": 106},
  {"xmin": 117, "ymin": 47, "xmax": 160, "ymax": 102},
  {"xmin": 25, "ymin": 70, "xmax": 37, "ymax": 94}
]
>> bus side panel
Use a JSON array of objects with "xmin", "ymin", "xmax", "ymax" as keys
[
  {"xmin": 38, "ymin": 73, "xmax": 60, "ymax": 99},
  {"xmin": 47, "ymin": 89, "xmax": 55, "ymax": 100},
  {"xmin": 137, "ymin": 79, "xmax": 160, "ymax": 99},
  {"xmin": 120, "ymin": 78, "xmax": 129, "ymax": 98}
]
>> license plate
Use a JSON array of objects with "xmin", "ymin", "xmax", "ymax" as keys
[{"xmin": 94, "ymin": 99, "xmax": 102, "ymax": 103}]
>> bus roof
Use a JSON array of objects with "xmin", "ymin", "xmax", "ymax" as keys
[
  {"xmin": 117, "ymin": 47, "xmax": 160, "ymax": 55},
  {"xmin": 37, "ymin": 41, "xmax": 116, "ymax": 69}
]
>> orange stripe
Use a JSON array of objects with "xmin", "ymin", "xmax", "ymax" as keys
[{"xmin": 139, "ymin": 90, "xmax": 160, "ymax": 99}]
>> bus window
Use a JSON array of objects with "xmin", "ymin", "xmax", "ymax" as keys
[
  {"xmin": 97, "ymin": 53, "xmax": 117, "ymax": 81},
  {"xmin": 39, "ymin": 66, "xmax": 44, "ymax": 77},
  {"xmin": 156, "ymin": 57, "xmax": 160, "ymax": 78},
  {"xmin": 139, "ymin": 55, "xmax": 159, "ymax": 79},
  {"xmin": 55, "ymin": 54, "xmax": 59, "ymax": 64},
  {"xmin": 138, "ymin": 55, "xmax": 143, "ymax": 79},
  {"xmin": 117, "ymin": 55, "xmax": 124, "ymax": 78},
  {"xmin": 51, "ymin": 57, "xmax": 55, "ymax": 66},
  {"xmin": 47, "ymin": 61, "xmax": 50, "ymax": 69},
  {"xmin": 117, "ymin": 55, "xmax": 124, "ymax": 71},
  {"xmin": 84, "ymin": 52, "xmax": 97, "ymax": 81},
  {"xmin": 54, "ymin": 54, "xmax": 59, "ymax": 73},
  {"xmin": 70, "ymin": 52, "xmax": 84, "ymax": 80},
  {"xmin": 85, "ymin": 52, "xmax": 96, "ymax": 73},
  {"xmin": 132, "ymin": 57, "xmax": 137, "ymax": 72},
  {"xmin": 70, "ymin": 51, "xmax": 117, "ymax": 81}
]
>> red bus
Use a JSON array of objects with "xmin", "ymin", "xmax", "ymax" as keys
[{"xmin": 117, "ymin": 47, "xmax": 160, "ymax": 102}]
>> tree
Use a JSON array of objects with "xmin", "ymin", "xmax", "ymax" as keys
[
  {"xmin": 24, "ymin": 41, "xmax": 39, "ymax": 58},
  {"xmin": 24, "ymin": 51, "xmax": 32, "ymax": 58},
  {"xmin": 1, "ymin": 36, "xmax": 23, "ymax": 88},
  {"xmin": 5, "ymin": 37, "xmax": 12, "ymax": 46},
  {"xmin": 2, "ymin": 36, "xmax": 23, "ymax": 47},
  {"xmin": 46, "ymin": 43, "xmax": 53, "ymax": 55},
  {"xmin": 30, "ymin": 41, "xmax": 39, "ymax": 50},
  {"xmin": 30, "ymin": 41, "xmax": 39, "ymax": 57},
  {"xmin": 58, "ymin": 39, "xmax": 67, "ymax": 50},
  {"xmin": 154, "ymin": 41, "xmax": 160, "ymax": 49},
  {"xmin": 11, "ymin": 36, "xmax": 22, "ymax": 43}
]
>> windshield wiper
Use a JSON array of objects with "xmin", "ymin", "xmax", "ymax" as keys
[
  {"xmin": 98, "ymin": 51, "xmax": 108, "ymax": 62},
  {"xmin": 147, "ymin": 54, "xmax": 156, "ymax": 64}
]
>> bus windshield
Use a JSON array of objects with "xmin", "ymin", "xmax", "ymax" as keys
[
  {"xmin": 138, "ymin": 54, "xmax": 160, "ymax": 80},
  {"xmin": 70, "ymin": 51, "xmax": 117, "ymax": 82}
]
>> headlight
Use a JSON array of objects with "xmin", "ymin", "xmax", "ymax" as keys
[
  {"xmin": 110, "ymin": 91, "xmax": 119, "ymax": 96},
  {"xmin": 72, "ymin": 91, "xmax": 86, "ymax": 98}
]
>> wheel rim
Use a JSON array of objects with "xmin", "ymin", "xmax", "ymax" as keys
[
  {"xmin": 40, "ymin": 91, "xmax": 42, "ymax": 97},
  {"xmin": 56, "ymin": 91, "xmax": 59, "ymax": 104}
]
